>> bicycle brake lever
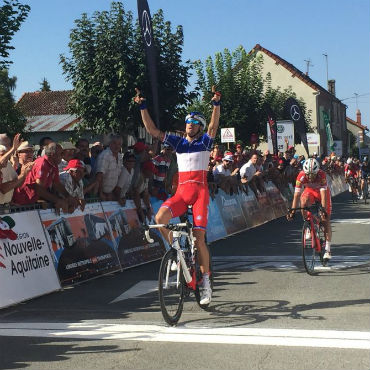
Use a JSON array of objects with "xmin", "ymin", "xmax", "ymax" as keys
[{"xmin": 144, "ymin": 229, "xmax": 154, "ymax": 244}]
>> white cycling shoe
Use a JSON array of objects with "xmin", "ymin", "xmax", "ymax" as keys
[
  {"xmin": 323, "ymin": 251, "xmax": 332, "ymax": 260},
  {"xmin": 200, "ymin": 286, "xmax": 212, "ymax": 305},
  {"xmin": 305, "ymin": 229, "xmax": 311, "ymax": 239}
]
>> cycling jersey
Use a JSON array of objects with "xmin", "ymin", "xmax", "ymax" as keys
[
  {"xmin": 163, "ymin": 133, "xmax": 213, "ymax": 185},
  {"xmin": 295, "ymin": 169, "xmax": 332, "ymax": 215},
  {"xmin": 161, "ymin": 132, "xmax": 213, "ymax": 230}
]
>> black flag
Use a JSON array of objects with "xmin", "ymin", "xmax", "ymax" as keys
[
  {"xmin": 263, "ymin": 103, "xmax": 278, "ymax": 155},
  {"xmin": 284, "ymin": 97, "xmax": 309, "ymax": 156},
  {"xmin": 137, "ymin": 0, "xmax": 160, "ymax": 129}
]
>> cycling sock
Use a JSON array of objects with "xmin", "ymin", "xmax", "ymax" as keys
[
  {"xmin": 325, "ymin": 241, "xmax": 331, "ymax": 252},
  {"xmin": 202, "ymin": 273, "xmax": 211, "ymax": 288}
]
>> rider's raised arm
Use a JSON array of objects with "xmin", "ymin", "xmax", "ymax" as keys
[
  {"xmin": 207, "ymin": 91, "xmax": 221, "ymax": 139},
  {"xmin": 134, "ymin": 89, "xmax": 165, "ymax": 142}
]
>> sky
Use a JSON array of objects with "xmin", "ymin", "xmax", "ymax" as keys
[{"xmin": 7, "ymin": 0, "xmax": 370, "ymax": 129}]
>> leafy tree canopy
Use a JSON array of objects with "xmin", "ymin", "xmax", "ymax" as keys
[{"xmin": 60, "ymin": 2, "xmax": 195, "ymax": 136}]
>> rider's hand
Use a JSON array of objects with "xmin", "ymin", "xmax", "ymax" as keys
[
  {"xmin": 286, "ymin": 210, "xmax": 295, "ymax": 221},
  {"xmin": 211, "ymin": 85, "xmax": 221, "ymax": 104},
  {"xmin": 134, "ymin": 88, "xmax": 146, "ymax": 105}
]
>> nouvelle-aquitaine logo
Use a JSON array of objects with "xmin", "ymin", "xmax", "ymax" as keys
[{"xmin": 0, "ymin": 216, "xmax": 17, "ymax": 269}]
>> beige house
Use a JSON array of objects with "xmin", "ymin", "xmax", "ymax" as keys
[
  {"xmin": 346, "ymin": 109, "xmax": 369, "ymax": 155},
  {"xmin": 251, "ymin": 44, "xmax": 347, "ymax": 156}
]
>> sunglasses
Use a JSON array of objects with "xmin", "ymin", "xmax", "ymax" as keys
[{"xmin": 185, "ymin": 118, "xmax": 201, "ymax": 125}]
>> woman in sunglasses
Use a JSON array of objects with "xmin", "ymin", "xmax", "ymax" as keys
[{"xmin": 134, "ymin": 88, "xmax": 221, "ymax": 306}]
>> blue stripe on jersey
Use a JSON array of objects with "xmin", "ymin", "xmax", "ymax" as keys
[{"xmin": 163, "ymin": 133, "xmax": 213, "ymax": 153}]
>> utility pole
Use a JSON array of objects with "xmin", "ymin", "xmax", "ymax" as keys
[
  {"xmin": 323, "ymin": 53, "xmax": 329, "ymax": 84},
  {"xmin": 304, "ymin": 58, "xmax": 313, "ymax": 76}
]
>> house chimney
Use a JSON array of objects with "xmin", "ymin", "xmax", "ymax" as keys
[
  {"xmin": 356, "ymin": 109, "xmax": 361, "ymax": 124},
  {"xmin": 327, "ymin": 79, "xmax": 336, "ymax": 96}
]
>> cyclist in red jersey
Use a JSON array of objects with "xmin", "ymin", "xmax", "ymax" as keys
[
  {"xmin": 134, "ymin": 88, "xmax": 221, "ymax": 305},
  {"xmin": 287, "ymin": 158, "xmax": 333, "ymax": 261}
]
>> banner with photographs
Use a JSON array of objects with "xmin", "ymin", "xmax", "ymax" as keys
[
  {"xmin": 215, "ymin": 189, "xmax": 247, "ymax": 235},
  {"xmin": 0, "ymin": 211, "xmax": 61, "ymax": 309},
  {"xmin": 40, "ymin": 203, "xmax": 121, "ymax": 286},
  {"xmin": 101, "ymin": 200, "xmax": 166, "ymax": 269},
  {"xmin": 207, "ymin": 198, "xmax": 227, "ymax": 243}
]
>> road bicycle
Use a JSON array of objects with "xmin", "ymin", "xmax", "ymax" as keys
[
  {"xmin": 288, "ymin": 203, "xmax": 328, "ymax": 275},
  {"xmin": 347, "ymin": 176, "xmax": 359, "ymax": 203},
  {"xmin": 144, "ymin": 208, "xmax": 213, "ymax": 326}
]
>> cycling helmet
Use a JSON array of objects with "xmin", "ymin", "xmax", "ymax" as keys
[
  {"xmin": 185, "ymin": 112, "xmax": 207, "ymax": 130},
  {"xmin": 346, "ymin": 158, "xmax": 353, "ymax": 164},
  {"xmin": 303, "ymin": 158, "xmax": 320, "ymax": 176}
]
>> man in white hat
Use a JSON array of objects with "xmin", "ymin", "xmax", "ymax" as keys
[
  {"xmin": 16, "ymin": 141, "xmax": 34, "ymax": 174},
  {"xmin": 58, "ymin": 142, "xmax": 78, "ymax": 172}
]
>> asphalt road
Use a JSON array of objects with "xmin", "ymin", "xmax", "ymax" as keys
[{"xmin": 0, "ymin": 192, "xmax": 369, "ymax": 370}]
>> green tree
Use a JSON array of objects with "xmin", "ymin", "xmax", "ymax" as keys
[
  {"xmin": 39, "ymin": 77, "xmax": 51, "ymax": 91},
  {"xmin": 60, "ymin": 2, "xmax": 194, "ymax": 135},
  {"xmin": 192, "ymin": 46, "xmax": 311, "ymax": 145},
  {"xmin": 0, "ymin": 0, "xmax": 30, "ymax": 68},
  {"xmin": 0, "ymin": 69, "xmax": 26, "ymax": 135}
]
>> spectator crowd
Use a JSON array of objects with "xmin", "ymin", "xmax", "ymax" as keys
[{"xmin": 0, "ymin": 132, "xmax": 351, "ymax": 220}]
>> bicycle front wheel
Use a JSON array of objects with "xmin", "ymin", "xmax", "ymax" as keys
[
  {"xmin": 302, "ymin": 221, "xmax": 317, "ymax": 275},
  {"xmin": 158, "ymin": 249, "xmax": 185, "ymax": 326}
]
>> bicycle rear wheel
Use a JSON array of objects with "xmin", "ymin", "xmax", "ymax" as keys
[
  {"xmin": 158, "ymin": 249, "xmax": 185, "ymax": 326},
  {"xmin": 302, "ymin": 221, "xmax": 317, "ymax": 275},
  {"xmin": 195, "ymin": 243, "xmax": 214, "ymax": 309}
]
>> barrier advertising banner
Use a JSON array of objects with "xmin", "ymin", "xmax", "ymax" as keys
[
  {"xmin": 40, "ymin": 203, "xmax": 120, "ymax": 286},
  {"xmin": 215, "ymin": 189, "xmax": 247, "ymax": 235},
  {"xmin": 207, "ymin": 198, "xmax": 227, "ymax": 243},
  {"xmin": 101, "ymin": 201, "xmax": 165, "ymax": 269},
  {"xmin": 0, "ymin": 211, "xmax": 61, "ymax": 309}
]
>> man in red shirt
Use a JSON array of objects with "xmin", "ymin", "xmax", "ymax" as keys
[
  {"xmin": 287, "ymin": 158, "xmax": 332, "ymax": 261},
  {"xmin": 13, "ymin": 143, "xmax": 77, "ymax": 213}
]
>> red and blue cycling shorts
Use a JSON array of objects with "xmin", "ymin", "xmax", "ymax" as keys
[
  {"xmin": 300, "ymin": 187, "xmax": 332, "ymax": 216},
  {"xmin": 160, "ymin": 182, "xmax": 209, "ymax": 231}
]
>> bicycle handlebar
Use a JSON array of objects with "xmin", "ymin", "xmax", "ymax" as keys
[
  {"xmin": 288, "ymin": 203, "xmax": 326, "ymax": 214},
  {"xmin": 143, "ymin": 222, "xmax": 191, "ymax": 243}
]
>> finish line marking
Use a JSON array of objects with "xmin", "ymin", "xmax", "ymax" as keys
[
  {"xmin": 331, "ymin": 218, "xmax": 370, "ymax": 225},
  {"xmin": 0, "ymin": 322, "xmax": 369, "ymax": 350}
]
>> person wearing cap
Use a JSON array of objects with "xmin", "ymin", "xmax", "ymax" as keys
[
  {"xmin": 0, "ymin": 136, "xmax": 34, "ymax": 205},
  {"xmin": 15, "ymin": 141, "xmax": 34, "ymax": 175},
  {"xmin": 95, "ymin": 134, "xmax": 123, "ymax": 201},
  {"xmin": 213, "ymin": 154, "xmax": 239, "ymax": 195},
  {"xmin": 59, "ymin": 159, "xmax": 86, "ymax": 211},
  {"xmin": 58, "ymin": 141, "xmax": 79, "ymax": 172},
  {"xmin": 134, "ymin": 87, "xmax": 221, "ymax": 306},
  {"xmin": 12, "ymin": 142, "xmax": 78, "ymax": 213}
]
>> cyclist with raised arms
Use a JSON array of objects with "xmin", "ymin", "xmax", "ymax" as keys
[
  {"xmin": 287, "ymin": 158, "xmax": 333, "ymax": 261},
  {"xmin": 134, "ymin": 88, "xmax": 221, "ymax": 305}
]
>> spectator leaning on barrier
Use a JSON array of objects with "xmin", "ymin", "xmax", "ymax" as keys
[
  {"xmin": 132, "ymin": 160, "xmax": 156, "ymax": 222},
  {"xmin": 95, "ymin": 134, "xmax": 123, "ymax": 201},
  {"xmin": 117, "ymin": 152, "xmax": 136, "ymax": 206},
  {"xmin": 240, "ymin": 153, "xmax": 266, "ymax": 198},
  {"xmin": 213, "ymin": 154, "xmax": 239, "ymax": 195},
  {"xmin": 12, "ymin": 142, "xmax": 78, "ymax": 213},
  {"xmin": 90, "ymin": 142, "xmax": 104, "ymax": 174},
  {"xmin": 59, "ymin": 159, "xmax": 86, "ymax": 211}
]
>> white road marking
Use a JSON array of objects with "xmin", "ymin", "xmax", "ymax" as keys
[
  {"xmin": 109, "ymin": 256, "xmax": 370, "ymax": 301},
  {"xmin": 0, "ymin": 322, "xmax": 369, "ymax": 350},
  {"xmin": 109, "ymin": 280, "xmax": 157, "ymax": 303},
  {"xmin": 331, "ymin": 218, "xmax": 370, "ymax": 224}
]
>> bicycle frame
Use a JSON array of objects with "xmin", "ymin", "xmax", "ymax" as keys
[
  {"xmin": 144, "ymin": 222, "xmax": 198, "ymax": 290},
  {"xmin": 304, "ymin": 210, "xmax": 322, "ymax": 253}
]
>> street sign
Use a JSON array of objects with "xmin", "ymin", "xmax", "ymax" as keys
[{"xmin": 221, "ymin": 128, "xmax": 235, "ymax": 143}]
